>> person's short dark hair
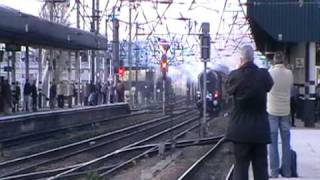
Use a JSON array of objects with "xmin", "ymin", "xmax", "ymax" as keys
[{"xmin": 273, "ymin": 52, "xmax": 285, "ymax": 64}]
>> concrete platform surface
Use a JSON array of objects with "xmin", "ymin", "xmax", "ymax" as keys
[
  {"xmin": 249, "ymin": 129, "xmax": 320, "ymax": 180},
  {"xmin": 270, "ymin": 129, "xmax": 320, "ymax": 180},
  {"xmin": 0, "ymin": 103, "xmax": 127, "ymax": 121}
]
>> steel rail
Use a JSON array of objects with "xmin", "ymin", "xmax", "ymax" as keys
[
  {"xmin": 225, "ymin": 164, "xmax": 234, "ymax": 180},
  {"xmin": 48, "ymin": 113, "xmax": 201, "ymax": 179},
  {"xmin": 0, "ymin": 110, "xmax": 149, "ymax": 148},
  {"xmin": 98, "ymin": 135, "xmax": 224, "ymax": 179},
  {"xmin": 0, "ymin": 110, "xmax": 193, "ymax": 178},
  {"xmin": 177, "ymin": 137, "xmax": 225, "ymax": 180},
  {"xmin": 3, "ymin": 135, "xmax": 223, "ymax": 180}
]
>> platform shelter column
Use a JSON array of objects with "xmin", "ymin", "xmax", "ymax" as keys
[{"xmin": 304, "ymin": 42, "xmax": 316, "ymax": 127}]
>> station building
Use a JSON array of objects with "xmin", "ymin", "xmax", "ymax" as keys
[{"xmin": 247, "ymin": 0, "xmax": 320, "ymax": 126}]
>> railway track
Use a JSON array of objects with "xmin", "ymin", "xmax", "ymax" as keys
[
  {"xmin": 49, "ymin": 137, "xmax": 224, "ymax": 180},
  {"xmin": 2, "ymin": 97, "xmax": 187, "ymax": 147},
  {"xmin": 0, "ymin": 99, "xmax": 188, "ymax": 161},
  {"xmin": 225, "ymin": 164, "xmax": 234, "ymax": 180},
  {"xmin": 177, "ymin": 138, "xmax": 226, "ymax": 180},
  {"xmin": 0, "ymin": 108, "xmax": 200, "ymax": 179},
  {"xmin": 0, "ymin": 110, "xmax": 148, "ymax": 148},
  {"xmin": 0, "ymin": 110, "xmax": 161, "ymax": 161}
]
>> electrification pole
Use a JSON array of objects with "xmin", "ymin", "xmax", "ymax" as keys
[
  {"xmin": 49, "ymin": 1, "xmax": 54, "ymax": 85},
  {"xmin": 128, "ymin": 3, "xmax": 133, "ymax": 107},
  {"xmin": 95, "ymin": 0, "xmax": 100, "ymax": 83},
  {"xmin": 76, "ymin": 0, "xmax": 81, "ymax": 105},
  {"xmin": 96, "ymin": 0, "xmax": 100, "ymax": 33},
  {"xmin": 91, "ymin": 0, "xmax": 96, "ymax": 83},
  {"xmin": 112, "ymin": 18, "xmax": 119, "ymax": 102}
]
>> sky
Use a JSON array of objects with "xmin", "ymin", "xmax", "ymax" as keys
[
  {"xmin": 0, "ymin": 0, "xmax": 250, "ymax": 44},
  {"xmin": 0, "ymin": 0, "xmax": 254, "ymax": 77},
  {"xmin": 0, "ymin": 0, "xmax": 42, "ymax": 15}
]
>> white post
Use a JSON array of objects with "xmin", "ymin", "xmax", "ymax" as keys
[
  {"xmin": 128, "ymin": 2, "xmax": 133, "ymax": 106},
  {"xmin": 153, "ymin": 69, "xmax": 157, "ymax": 102},
  {"xmin": 201, "ymin": 62, "xmax": 207, "ymax": 137},
  {"xmin": 309, "ymin": 42, "xmax": 316, "ymax": 98},
  {"xmin": 162, "ymin": 78, "xmax": 165, "ymax": 114}
]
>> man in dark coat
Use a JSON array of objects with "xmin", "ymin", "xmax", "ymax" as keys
[
  {"xmin": 225, "ymin": 45, "xmax": 274, "ymax": 180},
  {"xmin": 15, "ymin": 82, "xmax": 21, "ymax": 112},
  {"xmin": 49, "ymin": 82, "xmax": 57, "ymax": 109},
  {"xmin": 0, "ymin": 77, "xmax": 3, "ymax": 113},
  {"xmin": 31, "ymin": 81, "xmax": 38, "ymax": 112},
  {"xmin": 23, "ymin": 79, "xmax": 31, "ymax": 112},
  {"xmin": 116, "ymin": 80, "xmax": 125, "ymax": 102},
  {"xmin": 3, "ymin": 79, "xmax": 11, "ymax": 114}
]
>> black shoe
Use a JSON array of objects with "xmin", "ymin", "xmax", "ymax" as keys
[{"xmin": 269, "ymin": 175, "xmax": 278, "ymax": 178}]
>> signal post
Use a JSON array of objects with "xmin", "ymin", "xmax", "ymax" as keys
[
  {"xmin": 200, "ymin": 23, "xmax": 211, "ymax": 138},
  {"xmin": 160, "ymin": 54, "xmax": 168, "ymax": 114}
]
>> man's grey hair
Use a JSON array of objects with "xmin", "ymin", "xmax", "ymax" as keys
[
  {"xmin": 240, "ymin": 45, "xmax": 254, "ymax": 62},
  {"xmin": 273, "ymin": 51, "xmax": 285, "ymax": 64}
]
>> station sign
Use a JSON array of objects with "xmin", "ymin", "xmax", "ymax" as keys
[
  {"xmin": 295, "ymin": 58, "xmax": 304, "ymax": 69},
  {"xmin": 5, "ymin": 44, "xmax": 21, "ymax": 52},
  {"xmin": 4, "ymin": 66, "xmax": 12, "ymax": 72},
  {"xmin": 45, "ymin": 0, "xmax": 68, "ymax": 3},
  {"xmin": 0, "ymin": 50, "xmax": 3, "ymax": 62}
]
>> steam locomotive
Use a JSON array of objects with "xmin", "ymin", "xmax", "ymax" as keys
[{"xmin": 196, "ymin": 69, "xmax": 227, "ymax": 117}]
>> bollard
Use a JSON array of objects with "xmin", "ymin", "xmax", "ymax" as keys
[
  {"xmin": 0, "ymin": 143, "xmax": 3, "ymax": 157},
  {"xmin": 158, "ymin": 142, "xmax": 166, "ymax": 159}
]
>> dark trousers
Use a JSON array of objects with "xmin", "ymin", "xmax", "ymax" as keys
[
  {"xmin": 58, "ymin": 95, "xmax": 64, "ymax": 108},
  {"xmin": 84, "ymin": 96, "xmax": 88, "ymax": 106},
  {"xmin": 68, "ymin": 96, "xmax": 72, "ymax": 108},
  {"xmin": 32, "ymin": 96, "xmax": 37, "ymax": 111},
  {"xmin": 290, "ymin": 97, "xmax": 296, "ymax": 126},
  {"xmin": 49, "ymin": 97, "xmax": 55, "ymax": 109},
  {"xmin": 233, "ymin": 143, "xmax": 268, "ymax": 180}
]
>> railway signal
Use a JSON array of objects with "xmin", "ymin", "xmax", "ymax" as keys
[
  {"xmin": 160, "ymin": 59, "xmax": 168, "ymax": 71},
  {"xmin": 117, "ymin": 59, "xmax": 125, "ymax": 77},
  {"xmin": 160, "ymin": 54, "xmax": 168, "ymax": 80},
  {"xmin": 117, "ymin": 66, "xmax": 125, "ymax": 77},
  {"xmin": 160, "ymin": 56, "xmax": 168, "ymax": 115}
]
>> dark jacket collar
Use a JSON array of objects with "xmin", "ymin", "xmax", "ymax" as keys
[{"xmin": 239, "ymin": 61, "xmax": 257, "ymax": 70}]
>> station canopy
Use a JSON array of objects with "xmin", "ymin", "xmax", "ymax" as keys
[
  {"xmin": 0, "ymin": 5, "xmax": 108, "ymax": 50},
  {"xmin": 247, "ymin": 0, "xmax": 320, "ymax": 52}
]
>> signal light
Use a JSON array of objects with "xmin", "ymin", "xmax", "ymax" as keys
[
  {"xmin": 213, "ymin": 91, "xmax": 219, "ymax": 98},
  {"xmin": 160, "ymin": 60, "xmax": 168, "ymax": 72},
  {"xmin": 117, "ymin": 66, "xmax": 125, "ymax": 77},
  {"xmin": 160, "ymin": 54, "xmax": 168, "ymax": 72}
]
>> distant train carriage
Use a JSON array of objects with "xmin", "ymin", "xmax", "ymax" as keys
[{"xmin": 196, "ymin": 69, "xmax": 227, "ymax": 117}]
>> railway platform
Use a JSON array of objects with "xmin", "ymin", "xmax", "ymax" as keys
[
  {"xmin": 0, "ymin": 103, "xmax": 128, "ymax": 121},
  {"xmin": 268, "ymin": 128, "xmax": 320, "ymax": 180},
  {"xmin": 249, "ymin": 121, "xmax": 320, "ymax": 180},
  {"xmin": 0, "ymin": 103, "xmax": 130, "ymax": 142}
]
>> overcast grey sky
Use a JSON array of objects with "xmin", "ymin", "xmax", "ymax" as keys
[{"xmin": 0, "ymin": 0, "xmax": 252, "ymax": 70}]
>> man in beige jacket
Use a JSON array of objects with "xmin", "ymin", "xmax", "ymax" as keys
[{"xmin": 267, "ymin": 52, "xmax": 294, "ymax": 178}]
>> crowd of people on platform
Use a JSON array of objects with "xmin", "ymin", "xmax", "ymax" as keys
[{"xmin": 0, "ymin": 78, "xmax": 125, "ymax": 115}]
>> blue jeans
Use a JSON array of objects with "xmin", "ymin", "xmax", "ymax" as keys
[{"xmin": 268, "ymin": 114, "xmax": 291, "ymax": 177}]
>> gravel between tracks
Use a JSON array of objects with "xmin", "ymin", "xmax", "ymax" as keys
[
  {"xmin": 0, "ymin": 112, "xmax": 163, "ymax": 161},
  {"xmin": 110, "ymin": 114, "xmax": 233, "ymax": 180}
]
